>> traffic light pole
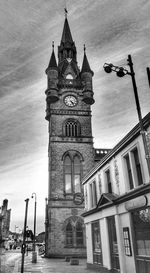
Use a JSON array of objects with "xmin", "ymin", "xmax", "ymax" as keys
[{"xmin": 21, "ymin": 198, "xmax": 29, "ymax": 273}]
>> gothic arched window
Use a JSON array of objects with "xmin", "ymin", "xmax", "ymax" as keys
[
  {"xmin": 64, "ymin": 217, "xmax": 85, "ymax": 248},
  {"xmin": 74, "ymin": 156, "xmax": 81, "ymax": 193},
  {"xmin": 65, "ymin": 120, "xmax": 81, "ymax": 137},
  {"xmin": 64, "ymin": 155, "xmax": 72, "ymax": 194},
  {"xmin": 63, "ymin": 152, "xmax": 83, "ymax": 195},
  {"xmin": 76, "ymin": 222, "xmax": 83, "ymax": 246},
  {"xmin": 66, "ymin": 222, "xmax": 73, "ymax": 246}
]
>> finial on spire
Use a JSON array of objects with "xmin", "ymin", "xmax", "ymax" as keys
[
  {"xmin": 64, "ymin": 7, "xmax": 68, "ymax": 18},
  {"xmin": 84, "ymin": 44, "xmax": 86, "ymax": 54},
  {"xmin": 52, "ymin": 41, "xmax": 54, "ymax": 50}
]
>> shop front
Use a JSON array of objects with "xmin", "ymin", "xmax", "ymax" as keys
[{"xmin": 132, "ymin": 207, "xmax": 150, "ymax": 273}]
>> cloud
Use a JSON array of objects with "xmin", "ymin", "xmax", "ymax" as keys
[{"xmin": 0, "ymin": 0, "xmax": 150, "ymax": 233}]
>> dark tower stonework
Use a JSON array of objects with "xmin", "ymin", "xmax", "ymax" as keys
[{"xmin": 45, "ymin": 16, "xmax": 95, "ymax": 258}]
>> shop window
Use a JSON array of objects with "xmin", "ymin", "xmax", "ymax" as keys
[
  {"xmin": 123, "ymin": 227, "xmax": 132, "ymax": 256},
  {"xmin": 90, "ymin": 181, "xmax": 97, "ymax": 208},
  {"xmin": 132, "ymin": 208, "xmax": 150, "ymax": 256},
  {"xmin": 132, "ymin": 208, "xmax": 150, "ymax": 273},
  {"xmin": 92, "ymin": 221, "xmax": 103, "ymax": 264},
  {"xmin": 107, "ymin": 216, "xmax": 120, "ymax": 270},
  {"xmin": 105, "ymin": 169, "xmax": 112, "ymax": 193},
  {"xmin": 124, "ymin": 147, "xmax": 143, "ymax": 190},
  {"xmin": 63, "ymin": 152, "xmax": 82, "ymax": 195}
]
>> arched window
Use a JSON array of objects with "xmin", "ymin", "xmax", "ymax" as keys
[
  {"xmin": 63, "ymin": 152, "xmax": 82, "ymax": 195},
  {"xmin": 76, "ymin": 222, "xmax": 83, "ymax": 246},
  {"xmin": 64, "ymin": 217, "xmax": 85, "ymax": 248},
  {"xmin": 65, "ymin": 120, "xmax": 81, "ymax": 137},
  {"xmin": 64, "ymin": 156, "xmax": 72, "ymax": 194},
  {"xmin": 66, "ymin": 222, "xmax": 73, "ymax": 246},
  {"xmin": 66, "ymin": 73, "xmax": 73, "ymax": 79},
  {"xmin": 74, "ymin": 156, "xmax": 81, "ymax": 193}
]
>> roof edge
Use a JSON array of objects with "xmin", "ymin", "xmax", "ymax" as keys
[{"xmin": 82, "ymin": 112, "xmax": 150, "ymax": 184}]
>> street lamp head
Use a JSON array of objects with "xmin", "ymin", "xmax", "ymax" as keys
[
  {"xmin": 31, "ymin": 192, "xmax": 36, "ymax": 199},
  {"xmin": 116, "ymin": 67, "xmax": 126, "ymax": 77},
  {"xmin": 103, "ymin": 63, "xmax": 113, "ymax": 73}
]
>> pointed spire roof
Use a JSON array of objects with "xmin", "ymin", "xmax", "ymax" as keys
[
  {"xmin": 81, "ymin": 45, "xmax": 93, "ymax": 75},
  {"xmin": 61, "ymin": 17, "xmax": 73, "ymax": 44},
  {"xmin": 46, "ymin": 42, "xmax": 58, "ymax": 72}
]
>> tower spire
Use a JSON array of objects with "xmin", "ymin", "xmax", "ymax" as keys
[
  {"xmin": 46, "ymin": 41, "xmax": 58, "ymax": 72},
  {"xmin": 58, "ymin": 15, "xmax": 77, "ymax": 64},
  {"xmin": 61, "ymin": 16, "xmax": 73, "ymax": 44},
  {"xmin": 81, "ymin": 45, "xmax": 93, "ymax": 75}
]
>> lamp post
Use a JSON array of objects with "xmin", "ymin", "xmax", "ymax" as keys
[
  {"xmin": 147, "ymin": 67, "xmax": 150, "ymax": 88},
  {"xmin": 44, "ymin": 197, "xmax": 48, "ymax": 257},
  {"xmin": 31, "ymin": 192, "xmax": 37, "ymax": 263},
  {"xmin": 21, "ymin": 198, "xmax": 29, "ymax": 273},
  {"xmin": 103, "ymin": 54, "xmax": 150, "ymax": 177}
]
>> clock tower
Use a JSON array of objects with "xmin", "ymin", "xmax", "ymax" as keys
[{"xmin": 45, "ymin": 14, "xmax": 95, "ymax": 258}]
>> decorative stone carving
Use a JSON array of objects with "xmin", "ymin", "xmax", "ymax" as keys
[
  {"xmin": 146, "ymin": 130, "xmax": 150, "ymax": 154},
  {"xmin": 114, "ymin": 159, "xmax": 120, "ymax": 194},
  {"xmin": 98, "ymin": 173, "xmax": 102, "ymax": 195},
  {"xmin": 84, "ymin": 185, "xmax": 88, "ymax": 209}
]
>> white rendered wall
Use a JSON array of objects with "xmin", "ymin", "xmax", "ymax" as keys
[{"xmin": 85, "ymin": 223, "xmax": 93, "ymax": 264}]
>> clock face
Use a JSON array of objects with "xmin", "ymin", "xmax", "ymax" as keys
[{"xmin": 64, "ymin": 95, "xmax": 77, "ymax": 107}]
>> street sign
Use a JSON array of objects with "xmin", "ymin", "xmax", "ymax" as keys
[{"xmin": 73, "ymin": 192, "xmax": 84, "ymax": 205}]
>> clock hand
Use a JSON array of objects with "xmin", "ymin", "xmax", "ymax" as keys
[{"xmin": 70, "ymin": 100, "xmax": 74, "ymax": 105}]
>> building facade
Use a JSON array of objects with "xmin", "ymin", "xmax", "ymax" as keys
[
  {"xmin": 44, "ymin": 15, "xmax": 96, "ymax": 257},
  {"xmin": 82, "ymin": 113, "xmax": 150, "ymax": 273},
  {"xmin": 0, "ymin": 199, "xmax": 11, "ymax": 247}
]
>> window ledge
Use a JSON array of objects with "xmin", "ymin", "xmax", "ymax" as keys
[{"xmin": 64, "ymin": 245, "xmax": 86, "ymax": 249}]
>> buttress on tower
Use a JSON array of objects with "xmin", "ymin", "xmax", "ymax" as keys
[{"xmin": 45, "ymin": 14, "xmax": 95, "ymax": 258}]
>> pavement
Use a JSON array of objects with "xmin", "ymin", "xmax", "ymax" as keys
[
  {"xmin": 0, "ymin": 249, "xmax": 100, "ymax": 273},
  {"xmin": 12, "ymin": 252, "xmax": 93, "ymax": 273}
]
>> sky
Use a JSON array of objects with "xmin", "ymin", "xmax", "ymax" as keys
[{"xmin": 0, "ymin": 0, "xmax": 150, "ymax": 234}]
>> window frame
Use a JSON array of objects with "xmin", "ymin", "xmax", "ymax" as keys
[
  {"xmin": 89, "ymin": 180, "xmax": 97, "ymax": 208},
  {"xmin": 123, "ymin": 145, "xmax": 144, "ymax": 191},
  {"xmin": 105, "ymin": 168, "xmax": 112, "ymax": 193},
  {"xmin": 63, "ymin": 152, "xmax": 83, "ymax": 196},
  {"xmin": 66, "ymin": 222, "xmax": 73, "ymax": 246},
  {"xmin": 92, "ymin": 220, "xmax": 103, "ymax": 265},
  {"xmin": 65, "ymin": 218, "xmax": 85, "ymax": 248},
  {"xmin": 64, "ymin": 119, "xmax": 81, "ymax": 138}
]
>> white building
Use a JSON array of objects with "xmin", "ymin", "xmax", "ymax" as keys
[{"xmin": 82, "ymin": 113, "xmax": 150, "ymax": 273}]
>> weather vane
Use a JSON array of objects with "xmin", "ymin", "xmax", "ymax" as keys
[
  {"xmin": 52, "ymin": 41, "xmax": 54, "ymax": 50},
  {"xmin": 64, "ymin": 0, "xmax": 68, "ymax": 18}
]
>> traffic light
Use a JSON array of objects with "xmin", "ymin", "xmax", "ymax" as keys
[
  {"xmin": 25, "ymin": 230, "xmax": 34, "ymax": 240},
  {"xmin": 21, "ymin": 243, "xmax": 26, "ymax": 253}
]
